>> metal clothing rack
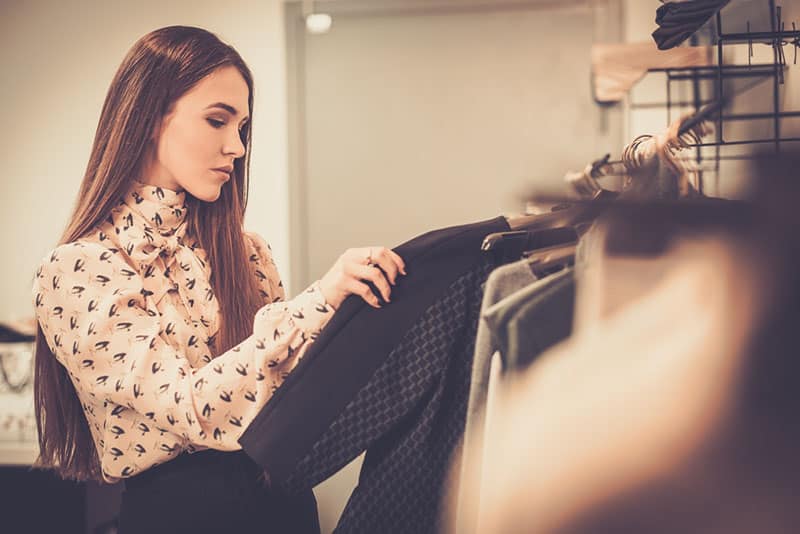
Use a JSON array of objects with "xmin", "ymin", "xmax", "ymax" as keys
[
  {"xmin": 628, "ymin": 1, "xmax": 800, "ymax": 193},
  {"xmin": 708, "ymin": 1, "xmax": 800, "ymax": 150}
]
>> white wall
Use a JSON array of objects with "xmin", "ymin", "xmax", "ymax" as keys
[{"xmin": 0, "ymin": 0, "xmax": 293, "ymax": 325}]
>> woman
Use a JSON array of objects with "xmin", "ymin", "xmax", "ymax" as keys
[{"xmin": 31, "ymin": 25, "xmax": 405, "ymax": 533}]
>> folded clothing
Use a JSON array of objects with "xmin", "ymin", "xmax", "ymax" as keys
[{"xmin": 652, "ymin": 0, "xmax": 731, "ymax": 50}]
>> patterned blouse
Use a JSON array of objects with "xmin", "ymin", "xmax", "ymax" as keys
[{"xmin": 32, "ymin": 181, "xmax": 335, "ymax": 483}]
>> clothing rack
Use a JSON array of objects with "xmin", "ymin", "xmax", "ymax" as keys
[
  {"xmin": 707, "ymin": 1, "xmax": 799, "ymax": 150},
  {"xmin": 626, "ymin": 0, "xmax": 800, "ymax": 193}
]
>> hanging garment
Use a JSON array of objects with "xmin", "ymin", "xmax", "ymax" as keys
[
  {"xmin": 592, "ymin": 42, "xmax": 713, "ymax": 103},
  {"xmin": 455, "ymin": 266, "xmax": 575, "ymax": 534},
  {"xmin": 461, "ymin": 258, "xmax": 539, "ymax": 457},
  {"xmin": 652, "ymin": 0, "xmax": 731, "ymax": 50},
  {"xmin": 499, "ymin": 269, "xmax": 575, "ymax": 372},
  {"xmin": 307, "ymin": 261, "xmax": 497, "ymax": 534},
  {"xmin": 482, "ymin": 267, "xmax": 574, "ymax": 374},
  {"xmin": 239, "ymin": 216, "xmax": 511, "ymax": 531},
  {"xmin": 454, "ymin": 235, "xmax": 767, "ymax": 534},
  {"xmin": 454, "ymin": 258, "xmax": 539, "ymax": 534}
]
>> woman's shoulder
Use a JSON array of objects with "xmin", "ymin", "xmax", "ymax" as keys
[
  {"xmin": 34, "ymin": 237, "xmax": 127, "ymax": 279},
  {"xmin": 242, "ymin": 230, "xmax": 284, "ymax": 301},
  {"xmin": 243, "ymin": 230, "xmax": 275, "ymax": 263}
]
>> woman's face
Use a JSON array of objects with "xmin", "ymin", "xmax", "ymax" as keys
[{"xmin": 141, "ymin": 65, "xmax": 249, "ymax": 202}]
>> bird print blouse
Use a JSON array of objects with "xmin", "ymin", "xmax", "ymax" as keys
[{"xmin": 32, "ymin": 181, "xmax": 335, "ymax": 483}]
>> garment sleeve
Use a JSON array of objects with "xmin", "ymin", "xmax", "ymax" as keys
[
  {"xmin": 244, "ymin": 231, "xmax": 288, "ymax": 304},
  {"xmin": 32, "ymin": 238, "xmax": 335, "ymax": 450}
]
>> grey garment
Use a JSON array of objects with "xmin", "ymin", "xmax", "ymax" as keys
[
  {"xmin": 455, "ymin": 259, "xmax": 539, "ymax": 533},
  {"xmin": 482, "ymin": 267, "xmax": 574, "ymax": 368},
  {"xmin": 504, "ymin": 270, "xmax": 575, "ymax": 373},
  {"xmin": 465, "ymin": 259, "xmax": 539, "ymax": 431},
  {"xmin": 455, "ymin": 267, "xmax": 573, "ymax": 533}
]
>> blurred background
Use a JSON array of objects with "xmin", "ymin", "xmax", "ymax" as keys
[{"xmin": 1, "ymin": 1, "xmax": 798, "ymax": 532}]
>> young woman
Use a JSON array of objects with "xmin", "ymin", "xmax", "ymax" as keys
[{"xmin": 31, "ymin": 25, "xmax": 405, "ymax": 534}]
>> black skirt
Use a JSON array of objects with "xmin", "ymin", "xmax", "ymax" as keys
[{"xmin": 117, "ymin": 449, "xmax": 320, "ymax": 534}]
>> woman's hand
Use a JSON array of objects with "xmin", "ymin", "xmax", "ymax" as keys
[{"xmin": 319, "ymin": 247, "xmax": 407, "ymax": 310}]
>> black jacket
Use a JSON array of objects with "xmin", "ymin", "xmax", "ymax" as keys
[{"xmin": 239, "ymin": 215, "xmax": 510, "ymax": 532}]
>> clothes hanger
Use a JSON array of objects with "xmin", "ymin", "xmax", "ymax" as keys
[
  {"xmin": 564, "ymin": 154, "xmax": 628, "ymax": 199},
  {"xmin": 502, "ymin": 189, "xmax": 618, "ymax": 233},
  {"xmin": 482, "ymin": 225, "xmax": 578, "ymax": 265},
  {"xmin": 562, "ymin": 107, "xmax": 715, "ymax": 205},
  {"xmin": 524, "ymin": 241, "xmax": 577, "ymax": 278},
  {"xmin": 491, "ymin": 99, "xmax": 719, "ymax": 260},
  {"xmin": 483, "ymin": 188, "xmax": 616, "ymax": 264}
]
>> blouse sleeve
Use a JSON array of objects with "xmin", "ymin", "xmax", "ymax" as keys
[
  {"xmin": 244, "ymin": 230, "xmax": 287, "ymax": 304},
  {"xmin": 32, "ymin": 237, "xmax": 335, "ymax": 450}
]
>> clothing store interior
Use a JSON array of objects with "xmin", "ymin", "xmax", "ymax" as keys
[{"xmin": 3, "ymin": 0, "xmax": 800, "ymax": 532}]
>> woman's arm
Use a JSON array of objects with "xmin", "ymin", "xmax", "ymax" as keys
[{"xmin": 32, "ymin": 239, "xmax": 334, "ymax": 450}]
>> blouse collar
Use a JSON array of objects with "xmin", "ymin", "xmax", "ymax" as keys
[
  {"xmin": 111, "ymin": 180, "xmax": 211, "ymax": 326},
  {"xmin": 123, "ymin": 180, "xmax": 188, "ymax": 237}
]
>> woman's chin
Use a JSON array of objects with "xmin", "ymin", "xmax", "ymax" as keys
[{"xmin": 187, "ymin": 184, "xmax": 224, "ymax": 203}]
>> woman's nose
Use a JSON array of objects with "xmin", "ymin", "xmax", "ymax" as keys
[{"xmin": 224, "ymin": 131, "xmax": 246, "ymax": 158}]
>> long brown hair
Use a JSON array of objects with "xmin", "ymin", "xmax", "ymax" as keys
[{"xmin": 34, "ymin": 26, "xmax": 266, "ymax": 481}]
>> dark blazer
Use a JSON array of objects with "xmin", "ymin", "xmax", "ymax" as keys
[{"xmin": 239, "ymin": 215, "xmax": 510, "ymax": 532}]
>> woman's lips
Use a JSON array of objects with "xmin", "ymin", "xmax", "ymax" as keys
[{"xmin": 212, "ymin": 169, "xmax": 231, "ymax": 181}]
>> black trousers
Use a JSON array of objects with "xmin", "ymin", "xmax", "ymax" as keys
[{"xmin": 117, "ymin": 449, "xmax": 320, "ymax": 534}]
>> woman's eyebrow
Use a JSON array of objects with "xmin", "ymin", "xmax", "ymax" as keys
[{"xmin": 205, "ymin": 102, "xmax": 249, "ymax": 121}]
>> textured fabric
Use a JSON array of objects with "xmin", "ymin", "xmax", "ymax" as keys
[
  {"xmin": 239, "ymin": 216, "xmax": 511, "ymax": 482},
  {"xmin": 652, "ymin": 0, "xmax": 730, "ymax": 50},
  {"xmin": 282, "ymin": 260, "xmax": 497, "ymax": 534},
  {"xmin": 119, "ymin": 450, "xmax": 320, "ymax": 534},
  {"xmin": 32, "ymin": 181, "xmax": 334, "ymax": 482}
]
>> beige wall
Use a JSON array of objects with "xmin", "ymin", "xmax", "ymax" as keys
[
  {"xmin": 287, "ymin": 2, "xmax": 623, "ymax": 531},
  {"xmin": 0, "ymin": 0, "xmax": 293, "ymax": 325}
]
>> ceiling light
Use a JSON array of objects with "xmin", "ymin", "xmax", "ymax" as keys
[{"xmin": 306, "ymin": 12, "xmax": 333, "ymax": 34}]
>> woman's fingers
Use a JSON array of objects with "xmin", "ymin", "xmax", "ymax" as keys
[
  {"xmin": 388, "ymin": 249, "xmax": 407, "ymax": 275},
  {"xmin": 342, "ymin": 277, "xmax": 382, "ymax": 308},
  {"xmin": 322, "ymin": 246, "xmax": 407, "ymax": 310},
  {"xmin": 368, "ymin": 247, "xmax": 407, "ymax": 284},
  {"xmin": 350, "ymin": 263, "xmax": 393, "ymax": 303},
  {"xmin": 370, "ymin": 248, "xmax": 400, "ymax": 286}
]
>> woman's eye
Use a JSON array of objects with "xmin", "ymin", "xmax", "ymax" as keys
[{"xmin": 208, "ymin": 118, "xmax": 247, "ymax": 137}]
